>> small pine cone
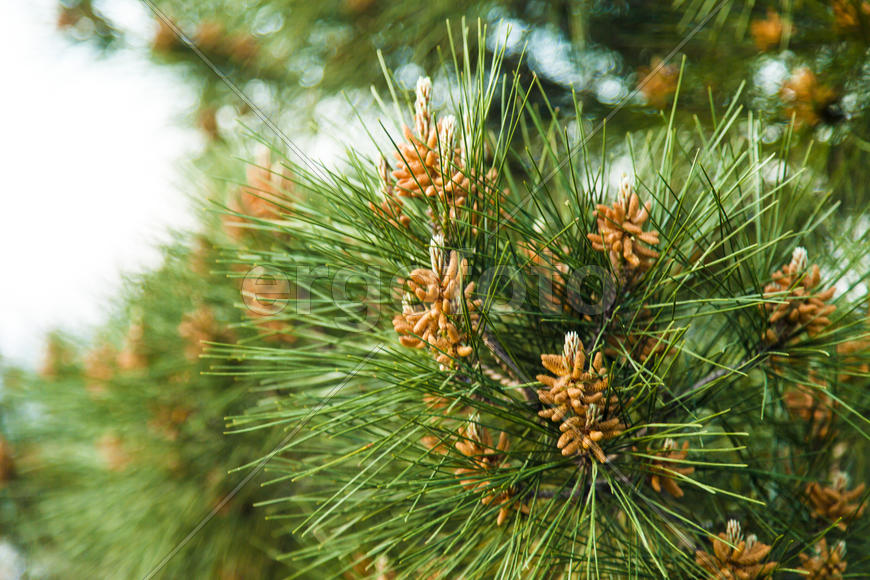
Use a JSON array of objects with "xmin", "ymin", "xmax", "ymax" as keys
[
  {"xmin": 648, "ymin": 439, "xmax": 694, "ymax": 498},
  {"xmin": 227, "ymin": 33, "xmax": 258, "ymax": 64},
  {"xmin": 178, "ymin": 305, "xmax": 217, "ymax": 360},
  {"xmin": 393, "ymin": 235, "xmax": 480, "ymax": 368},
  {"xmin": 453, "ymin": 422, "xmax": 528, "ymax": 526},
  {"xmin": 537, "ymin": 332, "xmax": 624, "ymax": 462},
  {"xmin": 369, "ymin": 157, "xmax": 410, "ymax": 229},
  {"xmin": 586, "ymin": 175, "xmax": 660, "ymax": 281},
  {"xmin": 39, "ymin": 333, "xmax": 76, "ymax": 379},
  {"xmin": 117, "ymin": 322, "xmax": 147, "ymax": 371},
  {"xmin": 148, "ymin": 405, "xmax": 192, "ymax": 442},
  {"xmin": 97, "ymin": 433, "xmax": 132, "ymax": 472},
  {"xmin": 637, "ymin": 57, "xmax": 678, "ymax": 109},
  {"xmin": 762, "ymin": 247, "xmax": 835, "ymax": 344},
  {"xmin": 750, "ymin": 10, "xmax": 784, "ymax": 52},
  {"xmin": 835, "ymin": 305, "xmax": 869, "ymax": 382},
  {"xmin": 225, "ymin": 149, "xmax": 293, "ymax": 238},
  {"xmin": 695, "ymin": 520, "xmax": 777, "ymax": 579},
  {"xmin": 84, "ymin": 343, "xmax": 117, "ymax": 396},
  {"xmin": 194, "ymin": 20, "xmax": 225, "ymax": 53},
  {"xmin": 151, "ymin": 18, "xmax": 180, "ymax": 53},
  {"xmin": 780, "ymin": 67, "xmax": 837, "ymax": 128},
  {"xmin": 782, "ymin": 377, "xmax": 835, "ymax": 440},
  {"xmin": 804, "ymin": 472, "xmax": 867, "ymax": 530},
  {"xmin": 798, "ymin": 539, "xmax": 847, "ymax": 580},
  {"xmin": 391, "ymin": 78, "xmax": 459, "ymax": 200},
  {"xmin": 833, "ymin": 0, "xmax": 870, "ymax": 31},
  {"xmin": 240, "ymin": 275, "xmax": 296, "ymax": 343},
  {"xmin": 197, "ymin": 106, "xmax": 220, "ymax": 141},
  {"xmin": 518, "ymin": 240, "xmax": 570, "ymax": 313}
]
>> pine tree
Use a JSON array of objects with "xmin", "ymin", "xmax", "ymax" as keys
[
  {"xmin": 1, "ymin": 4, "xmax": 869, "ymax": 579},
  {"xmin": 201, "ymin": 29, "xmax": 867, "ymax": 576}
]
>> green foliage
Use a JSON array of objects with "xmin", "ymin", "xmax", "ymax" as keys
[
  {"xmin": 200, "ymin": 33, "xmax": 870, "ymax": 577},
  {"xmin": 0, "ymin": 238, "xmax": 296, "ymax": 579},
  {"xmin": 2, "ymin": 4, "xmax": 869, "ymax": 579}
]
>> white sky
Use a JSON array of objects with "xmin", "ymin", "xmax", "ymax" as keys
[{"xmin": 0, "ymin": 0, "xmax": 199, "ymax": 366}]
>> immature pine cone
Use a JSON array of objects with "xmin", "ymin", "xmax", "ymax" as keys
[
  {"xmin": 637, "ymin": 57, "xmax": 678, "ymax": 109},
  {"xmin": 84, "ymin": 342, "xmax": 116, "ymax": 396},
  {"xmin": 240, "ymin": 276, "xmax": 296, "ymax": 344},
  {"xmin": 536, "ymin": 332, "xmax": 624, "ymax": 462},
  {"xmin": 392, "ymin": 77, "xmax": 457, "ymax": 199},
  {"xmin": 832, "ymin": 0, "xmax": 870, "ymax": 32},
  {"xmin": 604, "ymin": 305, "xmax": 669, "ymax": 363},
  {"xmin": 648, "ymin": 439, "xmax": 694, "ymax": 498},
  {"xmin": 804, "ymin": 471, "xmax": 866, "ymax": 530},
  {"xmin": 763, "ymin": 247, "xmax": 835, "ymax": 344},
  {"xmin": 178, "ymin": 304, "xmax": 235, "ymax": 360},
  {"xmin": 393, "ymin": 235, "xmax": 480, "ymax": 367},
  {"xmin": 117, "ymin": 322, "xmax": 146, "ymax": 371},
  {"xmin": 369, "ymin": 156, "xmax": 410, "ymax": 229},
  {"xmin": 780, "ymin": 68, "xmax": 837, "ymax": 128},
  {"xmin": 749, "ymin": 9, "xmax": 784, "ymax": 52},
  {"xmin": 454, "ymin": 421, "xmax": 528, "ymax": 526},
  {"xmin": 225, "ymin": 149, "xmax": 292, "ymax": 238},
  {"xmin": 695, "ymin": 519, "xmax": 777, "ymax": 579},
  {"xmin": 782, "ymin": 376, "xmax": 835, "ymax": 440},
  {"xmin": 798, "ymin": 539, "xmax": 847, "ymax": 580},
  {"xmin": 388, "ymin": 77, "xmax": 506, "ymax": 233},
  {"xmin": 587, "ymin": 175, "xmax": 660, "ymax": 280},
  {"xmin": 835, "ymin": 302, "xmax": 869, "ymax": 382}
]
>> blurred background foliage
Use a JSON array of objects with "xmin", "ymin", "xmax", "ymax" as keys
[
  {"xmin": 53, "ymin": 0, "xmax": 870, "ymax": 209},
  {"xmin": 0, "ymin": 235, "xmax": 301, "ymax": 578}
]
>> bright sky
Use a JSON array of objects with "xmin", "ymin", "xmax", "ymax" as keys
[{"xmin": 0, "ymin": 0, "xmax": 199, "ymax": 366}]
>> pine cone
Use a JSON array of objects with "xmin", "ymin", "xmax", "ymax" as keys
[
  {"xmin": 39, "ymin": 333, "xmax": 77, "ymax": 379},
  {"xmin": 393, "ymin": 235, "xmax": 480, "ymax": 368},
  {"xmin": 225, "ymin": 149, "xmax": 293, "ymax": 238},
  {"xmin": 695, "ymin": 520, "xmax": 777, "ymax": 579},
  {"xmin": 604, "ymin": 305, "xmax": 669, "ymax": 363},
  {"xmin": 97, "ymin": 433, "xmax": 132, "ymax": 472},
  {"xmin": 388, "ymin": 77, "xmax": 508, "ymax": 232},
  {"xmin": 178, "ymin": 304, "xmax": 235, "ymax": 360},
  {"xmin": 84, "ymin": 342, "xmax": 117, "ymax": 396},
  {"xmin": 586, "ymin": 175, "xmax": 660, "ymax": 281},
  {"xmin": 835, "ymin": 304, "xmax": 869, "ymax": 382},
  {"xmin": 151, "ymin": 18, "xmax": 180, "ymax": 54},
  {"xmin": 798, "ymin": 539, "xmax": 847, "ymax": 580},
  {"xmin": 832, "ymin": 0, "xmax": 870, "ymax": 31},
  {"xmin": 536, "ymin": 332, "xmax": 624, "ymax": 462},
  {"xmin": 369, "ymin": 157, "xmax": 410, "ymax": 229},
  {"xmin": 762, "ymin": 247, "xmax": 835, "ymax": 344},
  {"xmin": 648, "ymin": 439, "xmax": 694, "ymax": 498},
  {"xmin": 240, "ymin": 276, "xmax": 296, "ymax": 343},
  {"xmin": 391, "ymin": 78, "xmax": 457, "ymax": 199},
  {"xmin": 453, "ymin": 422, "xmax": 527, "ymax": 526},
  {"xmin": 780, "ymin": 68, "xmax": 837, "ymax": 128},
  {"xmin": 519, "ymin": 240, "xmax": 570, "ymax": 313},
  {"xmin": 194, "ymin": 20, "xmax": 225, "ymax": 53},
  {"xmin": 148, "ymin": 405, "xmax": 192, "ymax": 442},
  {"xmin": 782, "ymin": 377, "xmax": 835, "ymax": 440},
  {"xmin": 750, "ymin": 10, "xmax": 784, "ymax": 52},
  {"xmin": 117, "ymin": 322, "xmax": 146, "ymax": 371},
  {"xmin": 804, "ymin": 472, "xmax": 866, "ymax": 530},
  {"xmin": 637, "ymin": 57, "xmax": 678, "ymax": 109}
]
